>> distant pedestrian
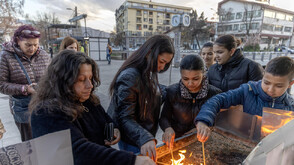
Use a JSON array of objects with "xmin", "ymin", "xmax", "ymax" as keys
[
  {"xmin": 59, "ymin": 36, "xmax": 79, "ymax": 52},
  {"xmin": 0, "ymin": 25, "xmax": 50, "ymax": 141},
  {"xmin": 107, "ymin": 34, "xmax": 174, "ymax": 162},
  {"xmin": 49, "ymin": 46, "xmax": 53, "ymax": 58},
  {"xmin": 106, "ymin": 44, "xmax": 112, "ymax": 64},
  {"xmin": 207, "ymin": 34, "xmax": 263, "ymax": 92}
]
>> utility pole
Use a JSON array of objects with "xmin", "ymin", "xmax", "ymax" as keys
[{"xmin": 74, "ymin": 6, "xmax": 78, "ymax": 27}]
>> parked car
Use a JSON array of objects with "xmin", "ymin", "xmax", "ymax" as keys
[{"xmin": 281, "ymin": 46, "xmax": 294, "ymax": 54}]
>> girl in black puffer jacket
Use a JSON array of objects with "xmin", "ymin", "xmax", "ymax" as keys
[
  {"xmin": 208, "ymin": 35, "xmax": 263, "ymax": 92},
  {"xmin": 159, "ymin": 55, "xmax": 221, "ymax": 149}
]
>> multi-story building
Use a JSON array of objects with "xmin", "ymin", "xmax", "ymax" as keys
[
  {"xmin": 217, "ymin": 0, "xmax": 294, "ymax": 50},
  {"xmin": 115, "ymin": 0, "xmax": 192, "ymax": 49}
]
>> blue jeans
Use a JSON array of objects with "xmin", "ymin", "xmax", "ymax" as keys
[
  {"xmin": 118, "ymin": 140, "xmax": 140, "ymax": 155},
  {"xmin": 107, "ymin": 54, "xmax": 111, "ymax": 64}
]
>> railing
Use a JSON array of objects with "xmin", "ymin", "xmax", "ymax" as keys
[
  {"xmin": 243, "ymin": 52, "xmax": 294, "ymax": 66},
  {"xmin": 179, "ymin": 50, "xmax": 294, "ymax": 66}
]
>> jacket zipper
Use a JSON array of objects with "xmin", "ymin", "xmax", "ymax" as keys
[
  {"xmin": 272, "ymin": 98, "xmax": 276, "ymax": 108},
  {"xmin": 192, "ymin": 97, "xmax": 196, "ymax": 119}
]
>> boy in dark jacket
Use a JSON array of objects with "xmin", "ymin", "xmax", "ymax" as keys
[{"xmin": 195, "ymin": 56, "xmax": 294, "ymax": 142}]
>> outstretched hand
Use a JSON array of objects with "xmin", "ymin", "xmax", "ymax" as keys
[{"xmin": 196, "ymin": 121, "xmax": 211, "ymax": 142}]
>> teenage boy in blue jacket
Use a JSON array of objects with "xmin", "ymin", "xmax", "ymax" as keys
[{"xmin": 194, "ymin": 56, "xmax": 294, "ymax": 142}]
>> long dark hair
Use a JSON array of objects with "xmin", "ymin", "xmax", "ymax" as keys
[
  {"xmin": 109, "ymin": 34, "xmax": 174, "ymax": 120},
  {"xmin": 29, "ymin": 50, "xmax": 100, "ymax": 120}
]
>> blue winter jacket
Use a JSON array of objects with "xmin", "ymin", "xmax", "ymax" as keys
[{"xmin": 195, "ymin": 80, "xmax": 294, "ymax": 126}]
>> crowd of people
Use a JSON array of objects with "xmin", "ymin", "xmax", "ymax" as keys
[{"xmin": 0, "ymin": 24, "xmax": 294, "ymax": 165}]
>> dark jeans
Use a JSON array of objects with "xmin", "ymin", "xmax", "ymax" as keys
[
  {"xmin": 15, "ymin": 121, "xmax": 32, "ymax": 141},
  {"xmin": 118, "ymin": 140, "xmax": 140, "ymax": 155},
  {"xmin": 107, "ymin": 54, "xmax": 111, "ymax": 64}
]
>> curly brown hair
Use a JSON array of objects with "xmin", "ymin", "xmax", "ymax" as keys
[{"xmin": 29, "ymin": 50, "xmax": 100, "ymax": 120}]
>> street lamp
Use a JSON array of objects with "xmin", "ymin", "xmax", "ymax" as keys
[{"xmin": 66, "ymin": 6, "xmax": 78, "ymax": 26}]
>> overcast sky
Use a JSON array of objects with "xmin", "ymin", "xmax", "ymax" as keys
[{"xmin": 23, "ymin": 0, "xmax": 294, "ymax": 33}]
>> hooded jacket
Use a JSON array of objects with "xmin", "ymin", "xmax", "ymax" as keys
[
  {"xmin": 159, "ymin": 78, "xmax": 221, "ymax": 137},
  {"xmin": 195, "ymin": 81, "xmax": 294, "ymax": 126},
  {"xmin": 207, "ymin": 49, "xmax": 263, "ymax": 92}
]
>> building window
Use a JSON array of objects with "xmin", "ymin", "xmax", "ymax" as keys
[
  {"xmin": 274, "ymin": 25, "xmax": 283, "ymax": 31},
  {"xmin": 157, "ymin": 12, "xmax": 163, "ymax": 17},
  {"xmin": 143, "ymin": 25, "xmax": 148, "ymax": 29},
  {"xmin": 236, "ymin": 12, "xmax": 242, "ymax": 19},
  {"xmin": 163, "ymin": 20, "xmax": 170, "ymax": 25},
  {"xmin": 253, "ymin": 10, "xmax": 262, "ymax": 18},
  {"xmin": 136, "ymin": 17, "xmax": 142, "ymax": 23},
  {"xmin": 251, "ymin": 23, "xmax": 259, "ymax": 30},
  {"xmin": 166, "ymin": 26, "xmax": 170, "ymax": 31},
  {"xmin": 286, "ymin": 15, "xmax": 293, "ymax": 21},
  {"xmin": 149, "ymin": 25, "xmax": 153, "ymax": 30},
  {"xmin": 261, "ymin": 38, "xmax": 270, "ymax": 44},
  {"xmin": 264, "ymin": 10, "xmax": 275, "ymax": 18},
  {"xmin": 240, "ymin": 24, "xmax": 246, "ymax": 30},
  {"xmin": 157, "ymin": 26, "xmax": 162, "ymax": 31},
  {"xmin": 276, "ymin": 13, "xmax": 285, "ymax": 20},
  {"xmin": 233, "ymin": 24, "xmax": 239, "ymax": 31},
  {"xmin": 136, "ymin": 24, "xmax": 142, "ymax": 30},
  {"xmin": 149, "ymin": 12, "xmax": 153, "ymax": 17},
  {"xmin": 284, "ymin": 26, "xmax": 292, "ymax": 32},
  {"xmin": 166, "ymin": 13, "xmax": 170, "ymax": 19},
  {"xmin": 262, "ymin": 24, "xmax": 274, "ymax": 31},
  {"xmin": 136, "ymin": 10, "xmax": 142, "ymax": 16},
  {"xmin": 144, "ymin": 18, "xmax": 148, "ymax": 22},
  {"xmin": 149, "ymin": 5, "xmax": 153, "ymax": 8},
  {"xmin": 149, "ymin": 18, "xmax": 153, "ymax": 24},
  {"xmin": 157, "ymin": 19, "xmax": 163, "ymax": 24},
  {"xmin": 225, "ymin": 25, "xmax": 232, "ymax": 31}
]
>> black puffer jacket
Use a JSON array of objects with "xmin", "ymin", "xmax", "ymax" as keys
[
  {"xmin": 159, "ymin": 78, "xmax": 221, "ymax": 138},
  {"xmin": 207, "ymin": 49, "xmax": 263, "ymax": 92},
  {"xmin": 107, "ymin": 68, "xmax": 163, "ymax": 148}
]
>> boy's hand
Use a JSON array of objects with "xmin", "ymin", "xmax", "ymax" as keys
[
  {"xmin": 104, "ymin": 128, "xmax": 120, "ymax": 145},
  {"xmin": 196, "ymin": 121, "xmax": 211, "ymax": 142},
  {"xmin": 162, "ymin": 127, "xmax": 175, "ymax": 150}
]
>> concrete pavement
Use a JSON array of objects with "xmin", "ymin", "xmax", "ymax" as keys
[{"xmin": 0, "ymin": 59, "xmax": 181, "ymax": 148}]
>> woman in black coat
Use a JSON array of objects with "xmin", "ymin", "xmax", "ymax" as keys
[
  {"xmin": 107, "ymin": 34, "xmax": 174, "ymax": 162},
  {"xmin": 159, "ymin": 55, "xmax": 221, "ymax": 149},
  {"xmin": 30, "ymin": 50, "xmax": 155, "ymax": 165},
  {"xmin": 208, "ymin": 35, "xmax": 263, "ymax": 92}
]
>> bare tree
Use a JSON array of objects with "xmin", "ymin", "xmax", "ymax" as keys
[
  {"xmin": 217, "ymin": 7, "xmax": 234, "ymax": 35},
  {"xmin": 182, "ymin": 10, "xmax": 211, "ymax": 49},
  {"xmin": 242, "ymin": 3, "xmax": 261, "ymax": 51},
  {"xmin": 0, "ymin": 0, "xmax": 24, "ymax": 42},
  {"xmin": 25, "ymin": 12, "xmax": 61, "ymax": 49}
]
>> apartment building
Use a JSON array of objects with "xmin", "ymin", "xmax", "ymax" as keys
[
  {"xmin": 115, "ymin": 0, "xmax": 192, "ymax": 49},
  {"xmin": 217, "ymin": 0, "xmax": 294, "ymax": 50}
]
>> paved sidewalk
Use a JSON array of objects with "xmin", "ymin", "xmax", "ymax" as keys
[{"xmin": 0, "ymin": 60, "xmax": 181, "ymax": 148}]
